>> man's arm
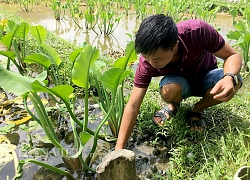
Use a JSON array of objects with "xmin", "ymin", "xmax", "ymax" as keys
[
  {"xmin": 115, "ymin": 86, "xmax": 147, "ymax": 150},
  {"xmin": 210, "ymin": 42, "xmax": 242, "ymax": 101}
]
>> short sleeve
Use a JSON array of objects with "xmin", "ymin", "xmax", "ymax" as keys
[
  {"xmin": 134, "ymin": 56, "xmax": 152, "ymax": 88},
  {"xmin": 198, "ymin": 21, "xmax": 225, "ymax": 53}
]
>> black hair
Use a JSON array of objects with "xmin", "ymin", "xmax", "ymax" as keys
[{"xmin": 135, "ymin": 14, "xmax": 178, "ymax": 55}]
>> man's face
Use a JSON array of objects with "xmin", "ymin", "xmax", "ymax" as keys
[{"xmin": 142, "ymin": 48, "xmax": 175, "ymax": 69}]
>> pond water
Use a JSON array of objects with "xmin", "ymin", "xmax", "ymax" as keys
[
  {"xmin": 0, "ymin": 2, "xmax": 243, "ymax": 180},
  {"xmin": 0, "ymin": 3, "xmax": 236, "ymax": 53},
  {"xmin": 0, "ymin": 3, "xmax": 140, "ymax": 53}
]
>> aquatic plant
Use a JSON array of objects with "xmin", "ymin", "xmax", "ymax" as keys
[
  {"xmin": 97, "ymin": 11, "xmax": 124, "ymax": 35},
  {"xmin": 0, "ymin": 18, "xmax": 137, "ymax": 178},
  {"xmin": 227, "ymin": 7, "xmax": 250, "ymax": 72},
  {"xmin": 19, "ymin": 0, "xmax": 33, "ymax": 12},
  {"xmin": 0, "ymin": 19, "xmax": 30, "ymax": 75},
  {"xmin": 68, "ymin": 0, "xmax": 85, "ymax": 29},
  {"xmin": 0, "ymin": 47, "xmax": 107, "ymax": 178},
  {"xmin": 0, "ymin": 21, "xmax": 66, "ymax": 85},
  {"xmin": 90, "ymin": 41, "xmax": 137, "ymax": 137},
  {"xmin": 50, "ymin": 0, "xmax": 61, "ymax": 20}
]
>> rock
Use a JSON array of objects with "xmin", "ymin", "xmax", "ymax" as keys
[
  {"xmin": 143, "ymin": 133, "xmax": 150, "ymax": 139},
  {"xmin": 64, "ymin": 131, "xmax": 74, "ymax": 144},
  {"xmin": 144, "ymin": 172, "xmax": 153, "ymax": 179},
  {"xmin": 138, "ymin": 134, "xmax": 144, "ymax": 141},
  {"xmin": 153, "ymin": 148, "xmax": 161, "ymax": 156},
  {"xmin": 33, "ymin": 167, "xmax": 64, "ymax": 180},
  {"xmin": 142, "ymin": 157, "xmax": 149, "ymax": 163},
  {"xmin": 6, "ymin": 132, "xmax": 20, "ymax": 145},
  {"xmin": 129, "ymin": 137, "xmax": 135, "ymax": 142},
  {"xmin": 150, "ymin": 165, "xmax": 158, "ymax": 173},
  {"xmin": 143, "ymin": 141, "xmax": 150, "ymax": 146}
]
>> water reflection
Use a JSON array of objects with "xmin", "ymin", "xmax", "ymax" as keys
[{"xmin": 0, "ymin": 3, "xmax": 235, "ymax": 53}]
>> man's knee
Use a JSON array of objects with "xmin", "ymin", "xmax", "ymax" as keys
[{"xmin": 160, "ymin": 83, "xmax": 182, "ymax": 102}]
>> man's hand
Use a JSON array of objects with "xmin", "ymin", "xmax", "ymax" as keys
[
  {"xmin": 115, "ymin": 144, "xmax": 124, "ymax": 150},
  {"xmin": 210, "ymin": 76, "xmax": 236, "ymax": 102}
]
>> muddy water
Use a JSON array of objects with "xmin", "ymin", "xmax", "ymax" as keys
[
  {"xmin": 0, "ymin": 3, "xmax": 140, "ymax": 53},
  {"xmin": 0, "ymin": 3, "xmax": 235, "ymax": 53}
]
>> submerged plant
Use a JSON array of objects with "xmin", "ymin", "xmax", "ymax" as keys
[
  {"xmin": 19, "ymin": 0, "xmax": 34, "ymax": 12},
  {"xmin": 50, "ymin": 0, "xmax": 61, "ymax": 20},
  {"xmin": 96, "ymin": 10, "xmax": 124, "ymax": 35}
]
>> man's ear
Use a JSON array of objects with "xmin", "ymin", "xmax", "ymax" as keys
[
  {"xmin": 175, "ymin": 40, "xmax": 179, "ymax": 47},
  {"xmin": 173, "ymin": 40, "xmax": 179, "ymax": 51}
]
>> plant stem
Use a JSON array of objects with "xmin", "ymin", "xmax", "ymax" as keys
[{"xmin": 14, "ymin": 159, "xmax": 75, "ymax": 180}]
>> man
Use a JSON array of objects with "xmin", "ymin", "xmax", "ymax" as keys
[{"xmin": 115, "ymin": 14, "xmax": 243, "ymax": 150}]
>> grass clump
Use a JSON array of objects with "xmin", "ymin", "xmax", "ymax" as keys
[{"xmin": 137, "ymin": 84, "xmax": 250, "ymax": 179}]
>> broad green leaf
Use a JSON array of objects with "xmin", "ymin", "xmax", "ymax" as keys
[
  {"xmin": 227, "ymin": 31, "xmax": 241, "ymax": 40},
  {"xmin": 125, "ymin": 41, "xmax": 137, "ymax": 62},
  {"xmin": 229, "ymin": 7, "xmax": 238, "ymax": 18},
  {"xmin": 247, "ymin": 61, "xmax": 250, "ymax": 69},
  {"xmin": 36, "ymin": 71, "xmax": 48, "ymax": 83},
  {"xmin": 90, "ymin": 60, "xmax": 106, "ymax": 76},
  {"xmin": 41, "ymin": 43, "xmax": 61, "ymax": 66},
  {"xmin": 79, "ymin": 131, "xmax": 92, "ymax": 146},
  {"xmin": 100, "ymin": 68, "xmax": 129, "ymax": 94},
  {"xmin": 30, "ymin": 25, "xmax": 46, "ymax": 45},
  {"xmin": 1, "ymin": 25, "xmax": 18, "ymax": 49},
  {"xmin": 24, "ymin": 53, "xmax": 52, "ymax": 68},
  {"xmin": 69, "ymin": 47, "xmax": 84, "ymax": 63},
  {"xmin": 93, "ymin": 60, "xmax": 106, "ymax": 69},
  {"xmin": 235, "ymin": 20, "xmax": 248, "ymax": 34},
  {"xmin": 243, "ymin": 8, "xmax": 250, "ymax": 23},
  {"xmin": 6, "ymin": 20, "xmax": 17, "ymax": 32},
  {"xmin": 234, "ymin": 37, "xmax": 245, "ymax": 47},
  {"xmin": 50, "ymin": 85, "xmax": 74, "ymax": 100},
  {"xmin": 72, "ymin": 45, "xmax": 100, "ymax": 88},
  {"xmin": 114, "ymin": 57, "xmax": 126, "ymax": 69},
  {"xmin": 0, "ymin": 65, "xmax": 46, "ymax": 96},
  {"xmin": 31, "ymin": 81, "xmax": 74, "ymax": 100},
  {"xmin": 70, "ymin": 131, "xmax": 92, "ymax": 159},
  {"xmin": 114, "ymin": 41, "xmax": 136, "ymax": 70},
  {"xmin": 85, "ymin": 14, "xmax": 95, "ymax": 23},
  {"xmin": 244, "ymin": 34, "xmax": 250, "ymax": 43},
  {"xmin": 15, "ymin": 22, "xmax": 30, "ymax": 39},
  {"xmin": 100, "ymin": 11, "xmax": 107, "ymax": 19},
  {"xmin": 0, "ymin": 51, "xmax": 16, "ymax": 60}
]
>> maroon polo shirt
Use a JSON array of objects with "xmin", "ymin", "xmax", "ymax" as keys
[{"xmin": 134, "ymin": 19, "xmax": 225, "ymax": 88}]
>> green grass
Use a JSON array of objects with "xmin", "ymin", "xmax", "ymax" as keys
[{"xmin": 137, "ymin": 81, "xmax": 250, "ymax": 179}]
